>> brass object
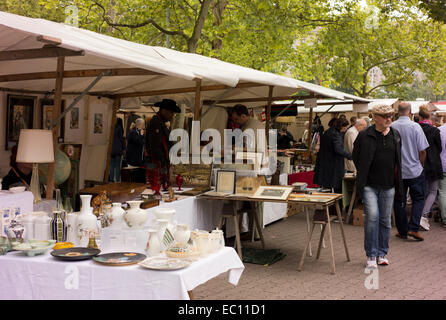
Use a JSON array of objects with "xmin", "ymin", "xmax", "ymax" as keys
[{"xmin": 87, "ymin": 234, "xmax": 98, "ymax": 250}]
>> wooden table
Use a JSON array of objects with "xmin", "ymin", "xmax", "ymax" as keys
[
  {"xmin": 289, "ymin": 193, "xmax": 350, "ymax": 274},
  {"xmin": 197, "ymin": 192, "xmax": 350, "ymax": 274}
]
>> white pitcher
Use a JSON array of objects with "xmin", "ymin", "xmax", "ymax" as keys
[
  {"xmin": 124, "ymin": 201, "xmax": 147, "ymax": 229},
  {"xmin": 146, "ymin": 229, "xmax": 161, "ymax": 257},
  {"xmin": 109, "ymin": 203, "xmax": 126, "ymax": 229},
  {"xmin": 174, "ymin": 224, "xmax": 190, "ymax": 247},
  {"xmin": 153, "ymin": 208, "xmax": 176, "ymax": 233}
]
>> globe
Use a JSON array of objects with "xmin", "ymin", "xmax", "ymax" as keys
[{"xmin": 38, "ymin": 148, "xmax": 71, "ymax": 185}]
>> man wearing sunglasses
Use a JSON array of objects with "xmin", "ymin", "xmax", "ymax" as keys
[
  {"xmin": 353, "ymin": 104, "xmax": 403, "ymax": 268},
  {"xmin": 391, "ymin": 102, "xmax": 429, "ymax": 242}
]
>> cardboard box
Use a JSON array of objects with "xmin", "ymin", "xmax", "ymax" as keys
[{"xmin": 353, "ymin": 206, "xmax": 365, "ymax": 226}]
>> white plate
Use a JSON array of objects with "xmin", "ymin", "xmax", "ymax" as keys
[
  {"xmin": 9, "ymin": 186, "xmax": 26, "ymax": 193},
  {"xmin": 138, "ymin": 257, "xmax": 192, "ymax": 270}
]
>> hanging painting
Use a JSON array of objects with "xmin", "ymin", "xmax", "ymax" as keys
[
  {"xmin": 5, "ymin": 95, "xmax": 35, "ymax": 150},
  {"xmin": 40, "ymin": 99, "xmax": 65, "ymax": 142}
]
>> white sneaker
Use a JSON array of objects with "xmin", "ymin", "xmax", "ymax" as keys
[
  {"xmin": 377, "ymin": 256, "xmax": 389, "ymax": 266},
  {"xmin": 420, "ymin": 217, "xmax": 430, "ymax": 231},
  {"xmin": 366, "ymin": 257, "xmax": 377, "ymax": 269}
]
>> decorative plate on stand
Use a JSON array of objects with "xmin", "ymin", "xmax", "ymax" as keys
[{"xmin": 93, "ymin": 252, "xmax": 146, "ymax": 266}]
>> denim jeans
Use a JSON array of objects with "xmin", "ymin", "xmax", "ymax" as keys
[
  {"xmin": 363, "ymin": 186, "xmax": 395, "ymax": 258},
  {"xmin": 438, "ymin": 173, "xmax": 446, "ymax": 222},
  {"xmin": 393, "ymin": 171, "xmax": 426, "ymax": 235},
  {"xmin": 109, "ymin": 155, "xmax": 122, "ymax": 182}
]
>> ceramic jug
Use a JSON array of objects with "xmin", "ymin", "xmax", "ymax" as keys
[
  {"xmin": 6, "ymin": 215, "xmax": 26, "ymax": 246},
  {"xmin": 146, "ymin": 229, "xmax": 162, "ymax": 257},
  {"xmin": 109, "ymin": 203, "xmax": 126, "ymax": 229},
  {"xmin": 211, "ymin": 228, "xmax": 225, "ymax": 250},
  {"xmin": 174, "ymin": 224, "xmax": 190, "ymax": 247},
  {"xmin": 124, "ymin": 201, "xmax": 147, "ymax": 229},
  {"xmin": 50, "ymin": 210, "xmax": 67, "ymax": 243},
  {"xmin": 76, "ymin": 195, "xmax": 98, "ymax": 247},
  {"xmin": 22, "ymin": 213, "xmax": 35, "ymax": 241}
]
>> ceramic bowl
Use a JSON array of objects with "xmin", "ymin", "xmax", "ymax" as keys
[
  {"xmin": 13, "ymin": 240, "xmax": 56, "ymax": 257},
  {"xmin": 9, "ymin": 186, "xmax": 26, "ymax": 193}
]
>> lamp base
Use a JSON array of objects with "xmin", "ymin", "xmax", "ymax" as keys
[{"xmin": 30, "ymin": 163, "xmax": 41, "ymax": 204}]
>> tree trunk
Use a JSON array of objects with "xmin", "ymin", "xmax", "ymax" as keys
[{"xmin": 187, "ymin": 0, "xmax": 214, "ymax": 53}]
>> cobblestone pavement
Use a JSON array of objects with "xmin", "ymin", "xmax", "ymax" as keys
[{"xmin": 193, "ymin": 212, "xmax": 446, "ymax": 300}]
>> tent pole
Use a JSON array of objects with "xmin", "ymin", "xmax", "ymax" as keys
[
  {"xmin": 266, "ymin": 86, "xmax": 274, "ymax": 146},
  {"xmin": 46, "ymin": 56, "xmax": 65, "ymax": 200},
  {"xmin": 307, "ymin": 107, "xmax": 313, "ymax": 151},
  {"xmin": 194, "ymin": 79, "xmax": 202, "ymax": 120},
  {"xmin": 104, "ymin": 98, "xmax": 121, "ymax": 183}
]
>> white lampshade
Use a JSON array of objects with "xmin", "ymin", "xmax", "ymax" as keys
[{"xmin": 16, "ymin": 129, "xmax": 54, "ymax": 163}]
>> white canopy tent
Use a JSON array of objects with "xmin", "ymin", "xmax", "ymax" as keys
[{"xmin": 0, "ymin": 10, "xmax": 370, "ymax": 193}]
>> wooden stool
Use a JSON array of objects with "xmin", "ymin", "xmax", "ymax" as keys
[{"xmin": 298, "ymin": 200, "xmax": 350, "ymax": 274}]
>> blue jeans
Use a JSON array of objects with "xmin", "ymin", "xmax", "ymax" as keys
[
  {"xmin": 109, "ymin": 155, "xmax": 122, "ymax": 182},
  {"xmin": 393, "ymin": 172, "xmax": 426, "ymax": 235},
  {"xmin": 363, "ymin": 186, "xmax": 395, "ymax": 258}
]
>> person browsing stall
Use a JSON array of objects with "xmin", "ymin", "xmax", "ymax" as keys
[{"xmin": 353, "ymin": 104, "xmax": 403, "ymax": 268}]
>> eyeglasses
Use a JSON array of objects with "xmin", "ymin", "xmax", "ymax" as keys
[{"xmin": 376, "ymin": 114, "xmax": 393, "ymax": 120}]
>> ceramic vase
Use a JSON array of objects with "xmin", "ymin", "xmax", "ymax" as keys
[
  {"xmin": 109, "ymin": 203, "xmax": 126, "ymax": 229},
  {"xmin": 76, "ymin": 195, "xmax": 98, "ymax": 247},
  {"xmin": 146, "ymin": 229, "xmax": 162, "ymax": 257},
  {"xmin": 124, "ymin": 201, "xmax": 147, "ymax": 229},
  {"xmin": 33, "ymin": 214, "xmax": 52, "ymax": 240},
  {"xmin": 6, "ymin": 217, "xmax": 26, "ymax": 245},
  {"xmin": 156, "ymin": 219, "xmax": 173, "ymax": 250},
  {"xmin": 174, "ymin": 224, "xmax": 190, "ymax": 247},
  {"xmin": 154, "ymin": 208, "xmax": 177, "ymax": 234},
  {"xmin": 50, "ymin": 210, "xmax": 67, "ymax": 243}
]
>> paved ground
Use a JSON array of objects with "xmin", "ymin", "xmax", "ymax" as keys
[{"xmin": 193, "ymin": 212, "xmax": 446, "ymax": 300}]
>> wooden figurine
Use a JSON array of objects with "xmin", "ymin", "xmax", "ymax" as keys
[{"xmin": 91, "ymin": 190, "xmax": 109, "ymax": 217}]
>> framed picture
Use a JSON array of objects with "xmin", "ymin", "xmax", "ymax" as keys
[
  {"xmin": 236, "ymin": 176, "xmax": 267, "ymax": 196},
  {"xmin": 40, "ymin": 99, "xmax": 65, "ymax": 141},
  {"xmin": 69, "ymin": 107, "xmax": 79, "ymax": 129},
  {"xmin": 251, "ymin": 185, "xmax": 293, "ymax": 200},
  {"xmin": 94, "ymin": 113, "xmax": 103, "ymax": 134},
  {"xmin": 5, "ymin": 94, "xmax": 36, "ymax": 150},
  {"xmin": 216, "ymin": 170, "xmax": 236, "ymax": 194}
]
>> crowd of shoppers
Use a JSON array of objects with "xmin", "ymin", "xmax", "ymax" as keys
[{"xmin": 314, "ymin": 101, "xmax": 444, "ymax": 269}]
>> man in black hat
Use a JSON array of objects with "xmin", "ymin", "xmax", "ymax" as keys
[{"xmin": 145, "ymin": 99, "xmax": 181, "ymax": 188}]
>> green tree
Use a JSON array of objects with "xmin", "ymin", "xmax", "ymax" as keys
[{"xmin": 291, "ymin": 1, "xmax": 446, "ymax": 97}]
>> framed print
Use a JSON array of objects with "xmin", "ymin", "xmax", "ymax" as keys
[
  {"xmin": 69, "ymin": 107, "xmax": 79, "ymax": 129},
  {"xmin": 94, "ymin": 113, "xmax": 103, "ymax": 133},
  {"xmin": 65, "ymin": 102, "xmax": 84, "ymax": 143},
  {"xmin": 251, "ymin": 185, "xmax": 293, "ymax": 200},
  {"xmin": 88, "ymin": 97, "xmax": 109, "ymax": 146},
  {"xmin": 236, "ymin": 176, "xmax": 267, "ymax": 196},
  {"xmin": 5, "ymin": 94, "xmax": 35, "ymax": 150},
  {"xmin": 216, "ymin": 170, "xmax": 236, "ymax": 194},
  {"xmin": 40, "ymin": 99, "xmax": 65, "ymax": 141}
]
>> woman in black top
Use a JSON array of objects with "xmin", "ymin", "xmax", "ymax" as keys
[
  {"xmin": 125, "ymin": 118, "xmax": 145, "ymax": 167},
  {"xmin": 109, "ymin": 118, "xmax": 126, "ymax": 182},
  {"xmin": 1, "ymin": 145, "xmax": 32, "ymax": 190},
  {"xmin": 418, "ymin": 106, "xmax": 443, "ymax": 230}
]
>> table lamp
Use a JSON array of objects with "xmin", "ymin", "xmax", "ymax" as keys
[{"xmin": 16, "ymin": 129, "xmax": 54, "ymax": 203}]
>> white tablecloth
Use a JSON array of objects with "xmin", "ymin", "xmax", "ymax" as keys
[
  {"xmin": 146, "ymin": 196, "xmax": 287, "ymax": 237},
  {"xmin": 0, "ymin": 246, "xmax": 244, "ymax": 300},
  {"xmin": 0, "ymin": 191, "xmax": 33, "ymax": 213}
]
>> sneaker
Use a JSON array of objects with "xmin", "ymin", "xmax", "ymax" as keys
[
  {"xmin": 365, "ymin": 257, "xmax": 377, "ymax": 269},
  {"xmin": 420, "ymin": 217, "xmax": 430, "ymax": 231},
  {"xmin": 377, "ymin": 256, "xmax": 389, "ymax": 266}
]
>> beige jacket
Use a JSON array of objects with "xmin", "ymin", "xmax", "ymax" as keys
[{"xmin": 344, "ymin": 126, "xmax": 359, "ymax": 172}]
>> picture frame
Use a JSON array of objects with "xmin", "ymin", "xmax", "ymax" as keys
[
  {"xmin": 236, "ymin": 176, "xmax": 267, "ymax": 196},
  {"xmin": 216, "ymin": 170, "xmax": 236, "ymax": 194},
  {"xmin": 5, "ymin": 94, "xmax": 36, "ymax": 150},
  {"xmin": 251, "ymin": 185, "xmax": 293, "ymax": 200},
  {"xmin": 40, "ymin": 99, "xmax": 65, "ymax": 142}
]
